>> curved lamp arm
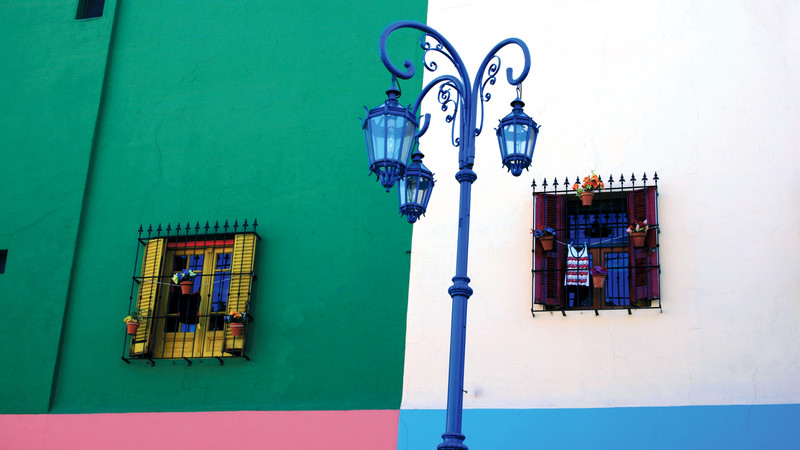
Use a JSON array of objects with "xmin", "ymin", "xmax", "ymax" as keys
[
  {"xmin": 379, "ymin": 20, "xmax": 471, "ymax": 88},
  {"xmin": 410, "ymin": 74, "xmax": 466, "ymax": 144},
  {"xmin": 471, "ymin": 38, "xmax": 531, "ymax": 137}
]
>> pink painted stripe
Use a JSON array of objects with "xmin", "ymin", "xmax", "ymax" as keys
[{"xmin": 0, "ymin": 410, "xmax": 399, "ymax": 450}]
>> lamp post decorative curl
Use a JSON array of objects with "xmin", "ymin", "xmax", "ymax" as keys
[{"xmin": 361, "ymin": 21, "xmax": 539, "ymax": 450}]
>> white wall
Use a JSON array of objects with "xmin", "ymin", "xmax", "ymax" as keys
[{"xmin": 401, "ymin": 0, "xmax": 800, "ymax": 409}]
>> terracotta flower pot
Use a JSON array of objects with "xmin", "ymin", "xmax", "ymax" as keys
[
  {"xmin": 126, "ymin": 322, "xmax": 139, "ymax": 335},
  {"xmin": 180, "ymin": 280, "xmax": 194, "ymax": 295},
  {"xmin": 592, "ymin": 275, "xmax": 606, "ymax": 289},
  {"xmin": 630, "ymin": 231, "xmax": 646, "ymax": 248},
  {"xmin": 539, "ymin": 235, "xmax": 555, "ymax": 252},
  {"xmin": 230, "ymin": 323, "xmax": 244, "ymax": 337},
  {"xmin": 580, "ymin": 191, "xmax": 594, "ymax": 206}
]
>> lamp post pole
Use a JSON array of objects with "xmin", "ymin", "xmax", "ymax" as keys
[{"xmin": 362, "ymin": 21, "xmax": 538, "ymax": 450}]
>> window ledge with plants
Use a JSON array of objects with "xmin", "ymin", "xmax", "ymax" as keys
[
  {"xmin": 122, "ymin": 220, "xmax": 260, "ymax": 366},
  {"xmin": 531, "ymin": 172, "xmax": 660, "ymax": 317}
]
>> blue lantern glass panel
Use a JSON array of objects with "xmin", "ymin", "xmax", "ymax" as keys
[
  {"xmin": 400, "ymin": 117, "xmax": 416, "ymax": 163},
  {"xmin": 363, "ymin": 98, "xmax": 418, "ymax": 191},
  {"xmin": 503, "ymin": 123, "xmax": 528, "ymax": 158},
  {"xmin": 369, "ymin": 113, "xmax": 413, "ymax": 162},
  {"xmin": 496, "ymin": 99, "xmax": 539, "ymax": 177},
  {"xmin": 399, "ymin": 155, "xmax": 434, "ymax": 223},
  {"xmin": 368, "ymin": 114, "xmax": 388, "ymax": 161},
  {"xmin": 400, "ymin": 171, "xmax": 432, "ymax": 206}
]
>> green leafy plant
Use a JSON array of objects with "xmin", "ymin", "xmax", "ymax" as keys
[{"xmin": 123, "ymin": 308, "xmax": 146, "ymax": 323}]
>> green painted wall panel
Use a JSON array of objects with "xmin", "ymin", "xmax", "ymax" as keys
[
  {"xmin": 0, "ymin": 0, "xmax": 116, "ymax": 413},
  {"xmin": 36, "ymin": 0, "xmax": 428, "ymax": 414}
]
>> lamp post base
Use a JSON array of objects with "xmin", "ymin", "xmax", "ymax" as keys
[{"xmin": 438, "ymin": 432, "xmax": 468, "ymax": 450}]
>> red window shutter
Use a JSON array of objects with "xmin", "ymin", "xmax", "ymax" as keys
[
  {"xmin": 534, "ymin": 194, "xmax": 565, "ymax": 306},
  {"xmin": 633, "ymin": 190, "xmax": 647, "ymax": 223},
  {"xmin": 635, "ymin": 257, "xmax": 648, "ymax": 287},
  {"xmin": 545, "ymin": 256, "xmax": 558, "ymax": 302},
  {"xmin": 627, "ymin": 187, "xmax": 660, "ymax": 302}
]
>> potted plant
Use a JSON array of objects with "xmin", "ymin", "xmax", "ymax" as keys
[
  {"xmin": 123, "ymin": 309, "xmax": 145, "ymax": 335},
  {"xmin": 590, "ymin": 266, "xmax": 608, "ymax": 288},
  {"xmin": 626, "ymin": 219, "xmax": 649, "ymax": 248},
  {"xmin": 224, "ymin": 310, "xmax": 247, "ymax": 337},
  {"xmin": 572, "ymin": 171, "xmax": 605, "ymax": 206},
  {"xmin": 172, "ymin": 269, "xmax": 198, "ymax": 295},
  {"xmin": 532, "ymin": 226, "xmax": 557, "ymax": 251}
]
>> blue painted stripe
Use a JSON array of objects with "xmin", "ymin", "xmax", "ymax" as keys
[{"xmin": 398, "ymin": 404, "xmax": 800, "ymax": 449}]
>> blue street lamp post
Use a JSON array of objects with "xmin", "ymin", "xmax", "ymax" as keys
[{"xmin": 362, "ymin": 21, "xmax": 539, "ymax": 450}]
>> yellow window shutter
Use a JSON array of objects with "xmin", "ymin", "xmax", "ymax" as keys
[
  {"xmin": 225, "ymin": 233, "xmax": 256, "ymax": 351},
  {"xmin": 131, "ymin": 238, "xmax": 165, "ymax": 356}
]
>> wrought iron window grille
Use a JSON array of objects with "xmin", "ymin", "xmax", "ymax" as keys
[
  {"xmin": 122, "ymin": 219, "xmax": 260, "ymax": 366},
  {"xmin": 531, "ymin": 173, "xmax": 661, "ymax": 317}
]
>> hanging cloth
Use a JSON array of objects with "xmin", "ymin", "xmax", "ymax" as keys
[{"xmin": 565, "ymin": 244, "xmax": 590, "ymax": 286}]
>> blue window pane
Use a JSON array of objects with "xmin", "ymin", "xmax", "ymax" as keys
[
  {"xmin": 605, "ymin": 252, "xmax": 630, "ymax": 306},
  {"xmin": 567, "ymin": 199, "xmax": 629, "ymax": 248},
  {"xmin": 211, "ymin": 273, "xmax": 230, "ymax": 312},
  {"xmin": 216, "ymin": 253, "xmax": 231, "ymax": 270},
  {"xmin": 189, "ymin": 255, "xmax": 204, "ymax": 271}
]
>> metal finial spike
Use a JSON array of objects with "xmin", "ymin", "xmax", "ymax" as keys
[
  {"xmin": 146, "ymin": 225, "xmax": 153, "ymax": 234},
  {"xmin": 542, "ymin": 178, "xmax": 549, "ymax": 189},
  {"xmin": 575, "ymin": 176, "xmax": 581, "ymax": 185},
  {"xmin": 531, "ymin": 179, "xmax": 537, "ymax": 188},
  {"xmin": 563, "ymin": 177, "xmax": 570, "ymax": 188},
  {"xmin": 176, "ymin": 223, "xmax": 182, "ymax": 233},
  {"xmin": 214, "ymin": 221, "xmax": 219, "ymax": 231},
  {"xmin": 165, "ymin": 223, "xmax": 172, "ymax": 234},
  {"xmin": 224, "ymin": 220, "xmax": 229, "ymax": 231},
  {"xmin": 653, "ymin": 172, "xmax": 659, "ymax": 183},
  {"xmin": 156, "ymin": 224, "xmax": 163, "ymax": 233},
  {"xmin": 553, "ymin": 177, "xmax": 559, "ymax": 187},
  {"xmin": 233, "ymin": 220, "xmax": 239, "ymax": 231},
  {"xmin": 630, "ymin": 173, "xmax": 637, "ymax": 183},
  {"xmin": 253, "ymin": 218, "xmax": 258, "ymax": 230},
  {"xmin": 608, "ymin": 174, "xmax": 615, "ymax": 184},
  {"xmin": 138, "ymin": 225, "xmax": 143, "ymax": 234},
  {"xmin": 619, "ymin": 173, "xmax": 626, "ymax": 184},
  {"xmin": 204, "ymin": 221, "xmax": 210, "ymax": 232},
  {"xmin": 195, "ymin": 222, "xmax": 201, "ymax": 232},
  {"xmin": 642, "ymin": 173, "xmax": 648, "ymax": 183},
  {"xmin": 185, "ymin": 222, "xmax": 191, "ymax": 233}
]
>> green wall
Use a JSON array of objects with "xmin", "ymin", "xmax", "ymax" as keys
[
  {"xmin": 0, "ymin": 0, "xmax": 427, "ymax": 413},
  {"xmin": 0, "ymin": 0, "xmax": 116, "ymax": 414}
]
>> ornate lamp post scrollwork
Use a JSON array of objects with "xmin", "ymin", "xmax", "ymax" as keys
[{"xmin": 361, "ymin": 21, "xmax": 540, "ymax": 450}]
